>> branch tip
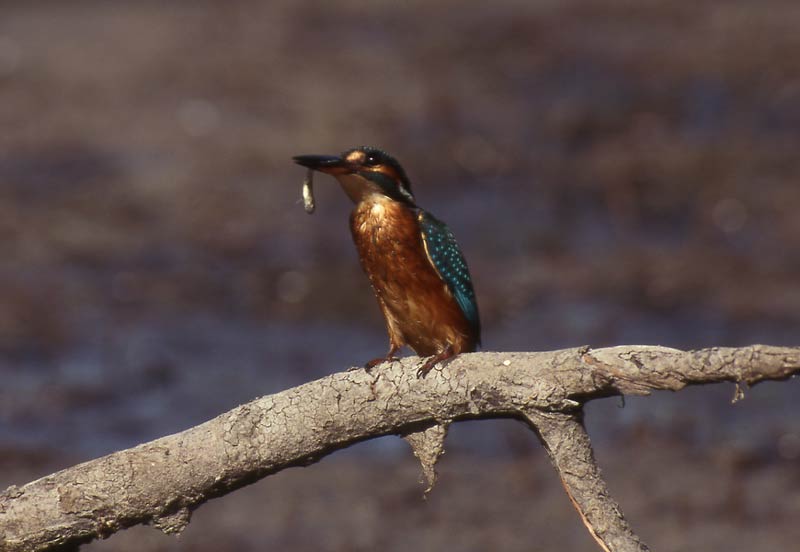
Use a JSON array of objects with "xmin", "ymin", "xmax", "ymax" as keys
[{"xmin": 402, "ymin": 422, "xmax": 450, "ymax": 495}]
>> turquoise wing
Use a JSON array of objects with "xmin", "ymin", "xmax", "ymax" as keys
[{"xmin": 418, "ymin": 210, "xmax": 481, "ymax": 342}]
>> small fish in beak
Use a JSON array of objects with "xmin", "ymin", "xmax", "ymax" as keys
[{"xmin": 301, "ymin": 168, "xmax": 315, "ymax": 214}]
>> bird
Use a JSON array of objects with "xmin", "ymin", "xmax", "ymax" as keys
[{"xmin": 293, "ymin": 146, "xmax": 481, "ymax": 377}]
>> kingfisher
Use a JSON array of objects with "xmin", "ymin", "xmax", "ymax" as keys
[{"xmin": 293, "ymin": 146, "xmax": 481, "ymax": 377}]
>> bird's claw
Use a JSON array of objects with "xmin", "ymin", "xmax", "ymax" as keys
[
  {"xmin": 364, "ymin": 356, "xmax": 400, "ymax": 372},
  {"xmin": 416, "ymin": 346, "xmax": 456, "ymax": 378},
  {"xmin": 416, "ymin": 359, "xmax": 437, "ymax": 378}
]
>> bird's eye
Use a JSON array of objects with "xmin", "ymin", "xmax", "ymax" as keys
[{"xmin": 364, "ymin": 154, "xmax": 380, "ymax": 166}]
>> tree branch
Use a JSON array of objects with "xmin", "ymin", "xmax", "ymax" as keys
[
  {"xmin": 524, "ymin": 409, "xmax": 648, "ymax": 552},
  {"xmin": 2, "ymin": 345, "xmax": 798, "ymax": 551}
]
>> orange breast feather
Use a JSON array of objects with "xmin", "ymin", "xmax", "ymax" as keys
[{"xmin": 349, "ymin": 197, "xmax": 475, "ymax": 356}]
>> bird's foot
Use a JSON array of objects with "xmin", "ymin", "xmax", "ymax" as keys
[
  {"xmin": 416, "ymin": 345, "xmax": 456, "ymax": 379},
  {"xmin": 364, "ymin": 353, "xmax": 401, "ymax": 372},
  {"xmin": 365, "ymin": 344, "xmax": 402, "ymax": 372}
]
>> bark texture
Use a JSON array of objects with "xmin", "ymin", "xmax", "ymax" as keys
[{"xmin": 1, "ymin": 345, "xmax": 798, "ymax": 552}]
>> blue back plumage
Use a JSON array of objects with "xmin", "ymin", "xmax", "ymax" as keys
[{"xmin": 418, "ymin": 211, "xmax": 481, "ymax": 342}]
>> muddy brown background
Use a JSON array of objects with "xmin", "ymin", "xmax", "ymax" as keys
[{"xmin": 1, "ymin": 1, "xmax": 799, "ymax": 551}]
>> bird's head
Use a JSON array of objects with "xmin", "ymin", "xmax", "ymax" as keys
[{"xmin": 293, "ymin": 146, "xmax": 415, "ymax": 205}]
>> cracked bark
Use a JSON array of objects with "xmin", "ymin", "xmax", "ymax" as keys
[{"xmin": 1, "ymin": 345, "xmax": 798, "ymax": 552}]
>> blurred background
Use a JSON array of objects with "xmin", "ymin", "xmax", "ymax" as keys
[{"xmin": 1, "ymin": 1, "xmax": 799, "ymax": 550}]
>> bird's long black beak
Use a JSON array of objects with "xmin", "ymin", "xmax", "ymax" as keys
[{"xmin": 293, "ymin": 154, "xmax": 349, "ymax": 174}]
